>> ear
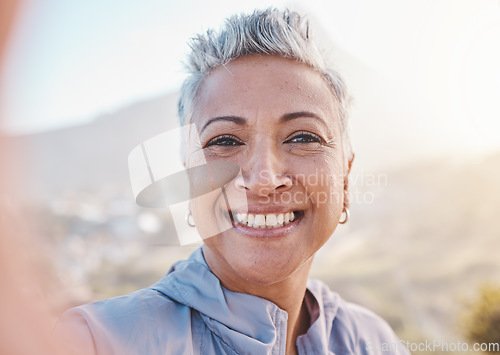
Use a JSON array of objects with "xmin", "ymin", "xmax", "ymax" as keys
[{"xmin": 343, "ymin": 153, "xmax": 355, "ymax": 209}]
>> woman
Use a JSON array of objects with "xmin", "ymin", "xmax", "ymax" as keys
[{"xmin": 57, "ymin": 8, "xmax": 409, "ymax": 355}]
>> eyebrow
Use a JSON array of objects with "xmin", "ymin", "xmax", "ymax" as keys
[
  {"xmin": 199, "ymin": 111, "xmax": 328, "ymax": 134},
  {"xmin": 280, "ymin": 111, "xmax": 328, "ymax": 128},
  {"xmin": 200, "ymin": 116, "xmax": 246, "ymax": 135}
]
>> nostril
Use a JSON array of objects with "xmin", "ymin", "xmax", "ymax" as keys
[
  {"xmin": 233, "ymin": 175, "xmax": 248, "ymax": 191},
  {"xmin": 235, "ymin": 184, "xmax": 249, "ymax": 192},
  {"xmin": 276, "ymin": 177, "xmax": 293, "ymax": 190},
  {"xmin": 234, "ymin": 172, "xmax": 292, "ymax": 194}
]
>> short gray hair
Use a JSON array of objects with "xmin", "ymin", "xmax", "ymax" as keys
[{"xmin": 178, "ymin": 7, "xmax": 353, "ymax": 162}]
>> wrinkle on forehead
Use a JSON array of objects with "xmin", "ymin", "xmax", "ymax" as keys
[{"xmin": 191, "ymin": 55, "xmax": 342, "ymax": 136}]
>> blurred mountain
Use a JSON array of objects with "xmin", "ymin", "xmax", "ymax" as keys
[{"xmin": 3, "ymin": 93, "xmax": 179, "ymax": 201}]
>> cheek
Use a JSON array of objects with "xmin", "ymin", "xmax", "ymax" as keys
[
  {"xmin": 186, "ymin": 150, "xmax": 205, "ymax": 169},
  {"xmin": 309, "ymin": 164, "xmax": 344, "ymax": 242},
  {"xmin": 298, "ymin": 156, "xmax": 345, "ymax": 210},
  {"xmin": 191, "ymin": 190, "xmax": 231, "ymax": 240},
  {"xmin": 327, "ymin": 167, "xmax": 345, "ymax": 209},
  {"xmin": 188, "ymin": 162, "xmax": 247, "ymax": 240}
]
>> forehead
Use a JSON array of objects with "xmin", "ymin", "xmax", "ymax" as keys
[{"xmin": 192, "ymin": 55, "xmax": 339, "ymax": 125}]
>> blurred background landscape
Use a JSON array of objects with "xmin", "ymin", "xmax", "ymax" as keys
[
  {"xmin": 1, "ymin": 1, "xmax": 499, "ymax": 354},
  {"xmin": 3, "ymin": 91, "xmax": 500, "ymax": 354}
]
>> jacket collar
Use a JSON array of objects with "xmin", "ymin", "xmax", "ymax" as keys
[
  {"xmin": 151, "ymin": 247, "xmax": 288, "ymax": 353},
  {"xmin": 151, "ymin": 247, "xmax": 340, "ymax": 354}
]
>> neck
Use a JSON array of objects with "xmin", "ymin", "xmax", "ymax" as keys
[
  {"xmin": 243, "ymin": 261, "xmax": 312, "ymax": 354},
  {"xmin": 204, "ymin": 248, "xmax": 314, "ymax": 354},
  {"xmin": 284, "ymin": 293, "xmax": 310, "ymax": 355},
  {"xmin": 242, "ymin": 265, "xmax": 312, "ymax": 355}
]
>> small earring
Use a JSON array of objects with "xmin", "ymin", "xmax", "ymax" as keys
[
  {"xmin": 186, "ymin": 211, "xmax": 196, "ymax": 227},
  {"xmin": 339, "ymin": 207, "xmax": 350, "ymax": 224}
]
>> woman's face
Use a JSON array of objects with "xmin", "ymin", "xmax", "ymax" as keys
[{"xmin": 187, "ymin": 55, "xmax": 348, "ymax": 289}]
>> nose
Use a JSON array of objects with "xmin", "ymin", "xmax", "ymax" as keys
[{"xmin": 234, "ymin": 142, "xmax": 292, "ymax": 196}]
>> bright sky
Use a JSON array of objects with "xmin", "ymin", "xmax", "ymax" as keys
[{"xmin": 1, "ymin": 0, "xmax": 499, "ymax": 165}]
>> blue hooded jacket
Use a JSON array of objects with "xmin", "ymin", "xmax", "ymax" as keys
[{"xmin": 56, "ymin": 248, "xmax": 409, "ymax": 354}]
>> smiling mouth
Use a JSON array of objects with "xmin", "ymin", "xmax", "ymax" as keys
[{"xmin": 230, "ymin": 211, "xmax": 304, "ymax": 229}]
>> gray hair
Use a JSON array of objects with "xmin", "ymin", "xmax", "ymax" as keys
[{"xmin": 178, "ymin": 7, "xmax": 353, "ymax": 162}]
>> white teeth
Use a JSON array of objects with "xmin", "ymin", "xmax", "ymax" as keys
[
  {"xmin": 233, "ymin": 212, "xmax": 298, "ymax": 229},
  {"xmin": 254, "ymin": 214, "xmax": 266, "ymax": 227},
  {"xmin": 266, "ymin": 214, "xmax": 277, "ymax": 227},
  {"xmin": 236, "ymin": 213, "xmax": 248, "ymax": 224}
]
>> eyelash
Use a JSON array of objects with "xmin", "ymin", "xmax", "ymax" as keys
[
  {"xmin": 204, "ymin": 131, "xmax": 323, "ymax": 148},
  {"xmin": 205, "ymin": 135, "xmax": 244, "ymax": 147},
  {"xmin": 284, "ymin": 131, "xmax": 323, "ymax": 144}
]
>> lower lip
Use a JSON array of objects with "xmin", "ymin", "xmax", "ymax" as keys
[{"xmin": 227, "ymin": 212, "xmax": 303, "ymax": 239}]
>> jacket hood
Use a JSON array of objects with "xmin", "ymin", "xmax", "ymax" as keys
[{"xmin": 150, "ymin": 247, "xmax": 289, "ymax": 353}]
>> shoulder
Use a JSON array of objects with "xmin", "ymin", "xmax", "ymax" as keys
[
  {"xmin": 61, "ymin": 286, "xmax": 188, "ymax": 327},
  {"xmin": 307, "ymin": 279, "xmax": 409, "ymax": 355},
  {"xmin": 55, "ymin": 287, "xmax": 194, "ymax": 355}
]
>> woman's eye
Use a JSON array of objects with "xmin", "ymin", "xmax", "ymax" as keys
[
  {"xmin": 205, "ymin": 135, "xmax": 244, "ymax": 147},
  {"xmin": 285, "ymin": 131, "xmax": 323, "ymax": 144}
]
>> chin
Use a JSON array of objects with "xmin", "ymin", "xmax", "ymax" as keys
[
  {"xmin": 207, "ymin": 232, "xmax": 313, "ymax": 286},
  {"xmin": 242, "ymin": 259, "xmax": 313, "ymax": 287}
]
